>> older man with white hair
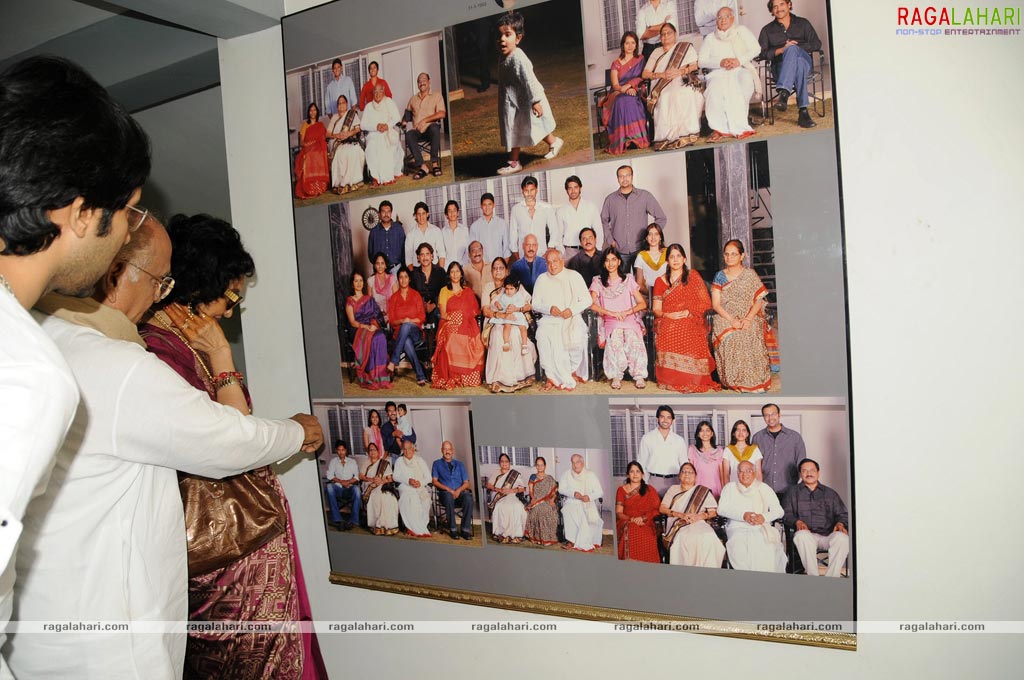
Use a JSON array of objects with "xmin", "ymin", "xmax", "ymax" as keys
[
  {"xmin": 11, "ymin": 213, "xmax": 322, "ymax": 678},
  {"xmin": 362, "ymin": 83, "xmax": 403, "ymax": 185},
  {"xmin": 698, "ymin": 5, "xmax": 761, "ymax": 141},
  {"xmin": 532, "ymin": 248, "xmax": 590, "ymax": 391},
  {"xmin": 717, "ymin": 460, "xmax": 786, "ymax": 572},
  {"xmin": 393, "ymin": 438, "xmax": 433, "ymax": 538},
  {"xmin": 558, "ymin": 454, "xmax": 604, "ymax": 552}
]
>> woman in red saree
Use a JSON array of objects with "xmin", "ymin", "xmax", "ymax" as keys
[
  {"xmin": 293, "ymin": 102, "xmax": 329, "ymax": 199},
  {"xmin": 140, "ymin": 214, "xmax": 326, "ymax": 680},
  {"xmin": 652, "ymin": 243, "xmax": 719, "ymax": 393},
  {"xmin": 432, "ymin": 261, "xmax": 485, "ymax": 389},
  {"xmin": 616, "ymin": 461, "xmax": 662, "ymax": 563}
]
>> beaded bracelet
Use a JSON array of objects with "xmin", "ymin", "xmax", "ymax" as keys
[{"xmin": 215, "ymin": 371, "xmax": 244, "ymax": 383}]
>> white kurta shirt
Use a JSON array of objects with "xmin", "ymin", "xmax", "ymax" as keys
[
  {"xmin": 440, "ymin": 222, "xmax": 471, "ymax": 265},
  {"xmin": 8, "ymin": 312, "xmax": 303, "ymax": 679},
  {"xmin": 392, "ymin": 455, "xmax": 432, "ymax": 489},
  {"xmin": 718, "ymin": 479, "xmax": 784, "ymax": 529},
  {"xmin": 636, "ymin": 427, "xmax": 689, "ymax": 479},
  {"xmin": 556, "ymin": 198, "xmax": 603, "ymax": 249},
  {"xmin": 509, "ymin": 200, "xmax": 558, "ymax": 253},
  {"xmin": 0, "ymin": 289, "xmax": 78, "ymax": 679},
  {"xmin": 636, "ymin": 0, "xmax": 679, "ymax": 46}
]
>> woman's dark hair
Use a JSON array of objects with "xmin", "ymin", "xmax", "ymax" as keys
[
  {"xmin": 639, "ymin": 223, "xmax": 665, "ymax": 252},
  {"xmin": 413, "ymin": 201, "xmax": 429, "ymax": 216},
  {"xmin": 306, "ymin": 101, "xmax": 319, "ymax": 123},
  {"xmin": 619, "ymin": 30, "xmax": 641, "ymax": 60},
  {"xmin": 350, "ymin": 270, "xmax": 365, "ymax": 293},
  {"xmin": 444, "ymin": 200, "xmax": 459, "ymax": 216},
  {"xmin": 535, "ymin": 456, "xmax": 546, "ymax": 466},
  {"xmin": 729, "ymin": 420, "xmax": 751, "ymax": 446},
  {"xmin": 661, "ymin": 21, "xmax": 677, "ymax": 35},
  {"xmin": 498, "ymin": 452, "xmax": 511, "ymax": 464},
  {"xmin": 724, "ymin": 238, "xmax": 745, "ymax": 255},
  {"xmin": 373, "ymin": 251, "xmax": 390, "ymax": 270},
  {"xmin": 625, "ymin": 460, "xmax": 649, "ymax": 496},
  {"xmin": 445, "ymin": 260, "xmax": 464, "ymax": 290},
  {"xmin": 368, "ymin": 409, "xmax": 381, "ymax": 426},
  {"xmin": 497, "ymin": 10, "xmax": 525, "ymax": 38},
  {"xmin": 694, "ymin": 420, "xmax": 717, "ymax": 449},
  {"xmin": 491, "ymin": 256, "xmax": 509, "ymax": 273},
  {"xmin": 161, "ymin": 213, "xmax": 255, "ymax": 308},
  {"xmin": 0, "ymin": 56, "xmax": 151, "ymax": 256},
  {"xmin": 366, "ymin": 442, "xmax": 379, "ymax": 456},
  {"xmin": 680, "ymin": 461, "xmax": 697, "ymax": 476},
  {"xmin": 661, "ymin": 243, "xmax": 690, "ymax": 287},
  {"xmin": 598, "ymin": 246, "xmax": 625, "ymax": 287},
  {"xmin": 397, "ymin": 267, "xmax": 411, "ymax": 284}
]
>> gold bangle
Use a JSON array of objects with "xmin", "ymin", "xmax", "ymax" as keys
[{"xmin": 216, "ymin": 375, "xmax": 239, "ymax": 390}]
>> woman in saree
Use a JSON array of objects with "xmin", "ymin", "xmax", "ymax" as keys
[
  {"xmin": 371, "ymin": 252, "xmax": 398, "ymax": 317},
  {"xmin": 602, "ymin": 31, "xmax": 649, "ymax": 155},
  {"xmin": 483, "ymin": 256, "xmax": 537, "ymax": 393},
  {"xmin": 486, "ymin": 453, "xmax": 528, "ymax": 543},
  {"xmin": 346, "ymin": 271, "xmax": 391, "ymax": 390},
  {"xmin": 652, "ymin": 243, "xmax": 719, "ymax": 393},
  {"xmin": 431, "ymin": 261, "xmax": 485, "ymax": 389},
  {"xmin": 711, "ymin": 239, "xmax": 771, "ymax": 392},
  {"xmin": 293, "ymin": 101, "xmax": 329, "ymax": 199},
  {"xmin": 660, "ymin": 463, "xmax": 725, "ymax": 568},
  {"xmin": 642, "ymin": 23, "xmax": 704, "ymax": 151},
  {"xmin": 524, "ymin": 456, "xmax": 559, "ymax": 545},
  {"xmin": 360, "ymin": 442, "xmax": 399, "ymax": 535},
  {"xmin": 688, "ymin": 420, "xmax": 727, "ymax": 499},
  {"xmin": 326, "ymin": 94, "xmax": 364, "ymax": 194},
  {"xmin": 363, "ymin": 409, "xmax": 385, "ymax": 456},
  {"xmin": 140, "ymin": 214, "xmax": 326, "ymax": 679},
  {"xmin": 633, "ymin": 223, "xmax": 667, "ymax": 297},
  {"xmin": 358, "ymin": 60, "xmax": 393, "ymax": 111},
  {"xmin": 723, "ymin": 419, "xmax": 763, "ymax": 484},
  {"xmin": 589, "ymin": 246, "xmax": 648, "ymax": 390},
  {"xmin": 615, "ymin": 461, "xmax": 661, "ymax": 563}
]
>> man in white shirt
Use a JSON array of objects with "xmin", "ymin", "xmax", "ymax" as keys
[
  {"xmin": 717, "ymin": 460, "xmax": 787, "ymax": 573},
  {"xmin": 532, "ymin": 249, "xmax": 591, "ymax": 391},
  {"xmin": 695, "ymin": 0, "xmax": 739, "ymax": 36},
  {"xmin": 0, "ymin": 56, "xmax": 152, "ymax": 677},
  {"xmin": 556, "ymin": 175, "xmax": 602, "ymax": 261},
  {"xmin": 636, "ymin": 405, "xmax": 689, "ymax": 496},
  {"xmin": 636, "ymin": 0, "xmax": 680, "ymax": 60},
  {"xmin": 8, "ymin": 214, "xmax": 323, "ymax": 678},
  {"xmin": 509, "ymin": 176, "xmax": 558, "ymax": 260},
  {"xmin": 558, "ymin": 454, "xmax": 604, "ymax": 552},
  {"xmin": 392, "ymin": 439, "xmax": 433, "ymax": 538},
  {"xmin": 439, "ymin": 200, "xmax": 471, "ymax": 266},
  {"xmin": 325, "ymin": 439, "xmax": 362, "ymax": 530},
  {"xmin": 468, "ymin": 192, "xmax": 510, "ymax": 263}
]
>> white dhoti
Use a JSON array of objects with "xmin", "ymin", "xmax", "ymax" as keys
[
  {"xmin": 491, "ymin": 494, "xmax": 527, "ymax": 539},
  {"xmin": 703, "ymin": 68, "xmax": 756, "ymax": 135},
  {"xmin": 561, "ymin": 498, "xmax": 603, "ymax": 551},
  {"xmin": 364, "ymin": 131, "xmax": 403, "ymax": 183},
  {"xmin": 536, "ymin": 316, "xmax": 586, "ymax": 388},
  {"xmin": 725, "ymin": 523, "xmax": 786, "ymax": 572},
  {"xmin": 398, "ymin": 486, "xmax": 431, "ymax": 536},
  {"xmin": 794, "ymin": 530, "xmax": 849, "ymax": 577}
]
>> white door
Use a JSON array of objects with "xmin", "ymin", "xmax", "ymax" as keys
[{"xmin": 381, "ymin": 47, "xmax": 413, "ymax": 117}]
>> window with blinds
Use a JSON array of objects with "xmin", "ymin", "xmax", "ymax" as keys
[
  {"xmin": 609, "ymin": 407, "xmax": 728, "ymax": 476},
  {"xmin": 479, "ymin": 445, "xmax": 538, "ymax": 467},
  {"xmin": 322, "ymin": 404, "xmax": 373, "ymax": 457},
  {"xmin": 461, "ymin": 180, "xmax": 489, "ymax": 225}
]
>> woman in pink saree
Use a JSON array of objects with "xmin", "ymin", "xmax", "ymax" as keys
[{"xmin": 140, "ymin": 214, "xmax": 326, "ymax": 679}]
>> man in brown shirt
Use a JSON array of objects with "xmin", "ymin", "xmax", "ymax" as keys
[{"xmin": 405, "ymin": 72, "xmax": 446, "ymax": 180}]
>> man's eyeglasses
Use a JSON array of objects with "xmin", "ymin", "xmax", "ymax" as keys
[
  {"xmin": 127, "ymin": 205, "xmax": 149, "ymax": 233},
  {"xmin": 223, "ymin": 288, "xmax": 243, "ymax": 311},
  {"xmin": 123, "ymin": 260, "xmax": 174, "ymax": 301}
]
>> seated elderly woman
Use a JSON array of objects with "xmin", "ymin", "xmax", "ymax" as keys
[
  {"xmin": 360, "ymin": 442, "xmax": 400, "ymax": 535},
  {"xmin": 642, "ymin": 23, "xmax": 703, "ymax": 152},
  {"xmin": 360, "ymin": 83, "xmax": 403, "ymax": 186},
  {"xmin": 326, "ymin": 94, "xmax": 365, "ymax": 194},
  {"xmin": 486, "ymin": 453, "xmax": 528, "ymax": 543},
  {"xmin": 660, "ymin": 463, "xmax": 726, "ymax": 568},
  {"xmin": 483, "ymin": 257, "xmax": 538, "ymax": 393},
  {"xmin": 698, "ymin": 6, "xmax": 761, "ymax": 142}
]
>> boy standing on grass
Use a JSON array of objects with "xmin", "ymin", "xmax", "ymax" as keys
[{"xmin": 496, "ymin": 11, "xmax": 564, "ymax": 175}]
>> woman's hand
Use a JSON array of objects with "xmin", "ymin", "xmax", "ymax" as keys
[
  {"xmin": 164, "ymin": 303, "xmax": 229, "ymax": 356},
  {"xmin": 731, "ymin": 317, "xmax": 744, "ymax": 329},
  {"xmin": 631, "ymin": 516, "xmax": 645, "ymax": 526}
]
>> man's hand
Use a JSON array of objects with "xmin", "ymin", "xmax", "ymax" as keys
[
  {"xmin": 291, "ymin": 413, "xmax": 323, "ymax": 453},
  {"xmin": 796, "ymin": 519, "xmax": 810, "ymax": 532},
  {"xmin": 834, "ymin": 522, "xmax": 848, "ymax": 535}
]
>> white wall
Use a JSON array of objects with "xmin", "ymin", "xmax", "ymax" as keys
[{"xmin": 218, "ymin": 0, "xmax": 1023, "ymax": 675}]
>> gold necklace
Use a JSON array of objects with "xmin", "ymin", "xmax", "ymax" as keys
[
  {"xmin": 152, "ymin": 311, "xmax": 214, "ymax": 383},
  {"xmin": 0, "ymin": 273, "xmax": 13, "ymax": 296}
]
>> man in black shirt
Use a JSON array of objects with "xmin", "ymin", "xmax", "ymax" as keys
[
  {"xmin": 758, "ymin": 0, "xmax": 821, "ymax": 128},
  {"xmin": 567, "ymin": 227, "xmax": 602, "ymax": 286},
  {"xmin": 782, "ymin": 458, "xmax": 850, "ymax": 577}
]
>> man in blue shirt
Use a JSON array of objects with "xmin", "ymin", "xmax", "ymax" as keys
[
  {"xmin": 509, "ymin": 233, "xmax": 547, "ymax": 295},
  {"xmin": 431, "ymin": 440, "xmax": 474, "ymax": 540},
  {"xmin": 324, "ymin": 59, "xmax": 357, "ymax": 117},
  {"xmin": 367, "ymin": 200, "xmax": 405, "ymax": 273}
]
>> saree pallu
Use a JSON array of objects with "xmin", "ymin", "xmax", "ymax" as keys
[
  {"xmin": 293, "ymin": 121, "xmax": 329, "ymax": 199},
  {"xmin": 653, "ymin": 273, "xmax": 719, "ymax": 393},
  {"xmin": 139, "ymin": 325, "xmax": 327, "ymax": 680},
  {"xmin": 349, "ymin": 295, "xmax": 391, "ymax": 390},
  {"xmin": 431, "ymin": 288, "xmax": 484, "ymax": 389},
  {"xmin": 711, "ymin": 268, "xmax": 771, "ymax": 392},
  {"xmin": 616, "ymin": 485, "xmax": 662, "ymax": 563},
  {"xmin": 602, "ymin": 56, "xmax": 650, "ymax": 155}
]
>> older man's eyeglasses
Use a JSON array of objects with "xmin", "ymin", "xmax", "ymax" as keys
[
  {"xmin": 123, "ymin": 260, "xmax": 174, "ymax": 301},
  {"xmin": 223, "ymin": 288, "xmax": 243, "ymax": 311},
  {"xmin": 126, "ymin": 205, "xmax": 149, "ymax": 233}
]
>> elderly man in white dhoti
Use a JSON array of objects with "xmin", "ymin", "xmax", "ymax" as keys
[
  {"xmin": 361, "ymin": 83, "xmax": 403, "ymax": 186},
  {"xmin": 698, "ymin": 6, "xmax": 762, "ymax": 142},
  {"xmin": 558, "ymin": 454, "xmax": 605, "ymax": 551},
  {"xmin": 532, "ymin": 248, "xmax": 591, "ymax": 392},
  {"xmin": 393, "ymin": 439, "xmax": 433, "ymax": 537},
  {"xmin": 717, "ymin": 460, "xmax": 786, "ymax": 572}
]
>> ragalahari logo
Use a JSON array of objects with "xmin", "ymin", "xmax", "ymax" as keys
[{"xmin": 895, "ymin": 5, "xmax": 1021, "ymax": 35}]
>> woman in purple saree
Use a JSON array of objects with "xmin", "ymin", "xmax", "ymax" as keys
[
  {"xmin": 346, "ymin": 271, "xmax": 391, "ymax": 389},
  {"xmin": 602, "ymin": 31, "xmax": 650, "ymax": 155}
]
